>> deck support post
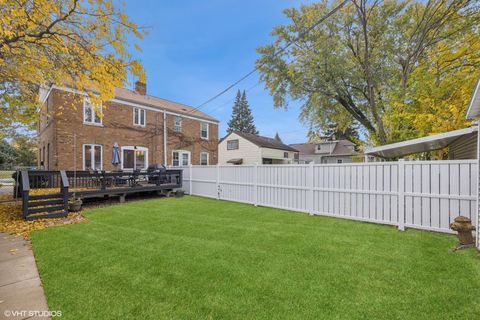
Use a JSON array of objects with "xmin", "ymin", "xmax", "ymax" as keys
[{"xmin": 119, "ymin": 194, "xmax": 126, "ymax": 203}]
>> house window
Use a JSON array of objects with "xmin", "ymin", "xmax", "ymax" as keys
[
  {"xmin": 173, "ymin": 116, "xmax": 182, "ymax": 132},
  {"xmin": 200, "ymin": 122, "xmax": 209, "ymax": 139},
  {"xmin": 83, "ymin": 98, "xmax": 102, "ymax": 125},
  {"xmin": 316, "ymin": 144, "xmax": 321, "ymax": 151},
  {"xmin": 172, "ymin": 150, "xmax": 190, "ymax": 166},
  {"xmin": 134, "ymin": 108, "xmax": 146, "ymax": 126},
  {"xmin": 121, "ymin": 146, "xmax": 148, "ymax": 170},
  {"xmin": 227, "ymin": 139, "xmax": 239, "ymax": 150},
  {"xmin": 284, "ymin": 152, "xmax": 289, "ymax": 158},
  {"xmin": 337, "ymin": 159, "xmax": 343, "ymax": 164},
  {"xmin": 200, "ymin": 152, "xmax": 209, "ymax": 165},
  {"xmin": 83, "ymin": 144, "xmax": 102, "ymax": 170}
]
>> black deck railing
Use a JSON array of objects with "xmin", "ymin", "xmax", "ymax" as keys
[{"xmin": 15, "ymin": 169, "xmax": 183, "ymax": 219}]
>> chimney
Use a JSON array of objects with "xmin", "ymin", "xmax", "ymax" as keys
[{"xmin": 135, "ymin": 81, "xmax": 146, "ymax": 95}]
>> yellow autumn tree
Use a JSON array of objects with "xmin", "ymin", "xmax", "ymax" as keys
[
  {"xmin": 0, "ymin": 0, "xmax": 145, "ymax": 136},
  {"xmin": 384, "ymin": 31, "xmax": 480, "ymax": 144}
]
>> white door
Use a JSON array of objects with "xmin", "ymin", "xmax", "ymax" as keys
[{"xmin": 173, "ymin": 150, "xmax": 190, "ymax": 166}]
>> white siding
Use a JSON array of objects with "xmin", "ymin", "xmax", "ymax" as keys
[
  {"xmin": 299, "ymin": 155, "xmax": 356, "ymax": 164},
  {"xmin": 261, "ymin": 148, "xmax": 296, "ymax": 163},
  {"xmin": 218, "ymin": 133, "xmax": 261, "ymax": 165}
]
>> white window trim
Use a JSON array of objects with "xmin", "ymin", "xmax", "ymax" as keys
[
  {"xmin": 227, "ymin": 139, "xmax": 239, "ymax": 150},
  {"xmin": 83, "ymin": 97, "xmax": 103, "ymax": 126},
  {"xmin": 200, "ymin": 152, "xmax": 209, "ymax": 165},
  {"xmin": 172, "ymin": 150, "xmax": 191, "ymax": 166},
  {"xmin": 173, "ymin": 116, "xmax": 182, "ymax": 132},
  {"xmin": 121, "ymin": 146, "xmax": 149, "ymax": 170},
  {"xmin": 133, "ymin": 107, "xmax": 146, "ymax": 127},
  {"xmin": 82, "ymin": 144, "xmax": 103, "ymax": 170},
  {"xmin": 200, "ymin": 122, "xmax": 209, "ymax": 139}
]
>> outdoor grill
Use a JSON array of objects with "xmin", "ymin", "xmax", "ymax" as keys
[{"xmin": 147, "ymin": 164, "xmax": 168, "ymax": 184}]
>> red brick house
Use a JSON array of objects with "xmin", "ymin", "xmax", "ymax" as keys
[{"xmin": 37, "ymin": 82, "xmax": 219, "ymax": 171}]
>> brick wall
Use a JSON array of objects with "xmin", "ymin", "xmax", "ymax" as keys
[{"xmin": 38, "ymin": 88, "xmax": 218, "ymax": 170}]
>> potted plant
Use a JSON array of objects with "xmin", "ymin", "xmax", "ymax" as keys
[{"xmin": 68, "ymin": 197, "xmax": 83, "ymax": 212}]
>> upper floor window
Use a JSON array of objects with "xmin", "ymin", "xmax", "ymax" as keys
[
  {"xmin": 83, "ymin": 98, "xmax": 102, "ymax": 125},
  {"xmin": 173, "ymin": 116, "xmax": 182, "ymax": 132},
  {"xmin": 200, "ymin": 122, "xmax": 209, "ymax": 139},
  {"xmin": 134, "ymin": 108, "xmax": 146, "ymax": 126},
  {"xmin": 284, "ymin": 152, "xmax": 289, "ymax": 158},
  {"xmin": 200, "ymin": 152, "xmax": 209, "ymax": 165},
  {"xmin": 316, "ymin": 144, "xmax": 321, "ymax": 151},
  {"xmin": 227, "ymin": 139, "xmax": 239, "ymax": 150}
]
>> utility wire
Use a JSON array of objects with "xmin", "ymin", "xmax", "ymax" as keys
[
  {"xmin": 188, "ymin": 0, "xmax": 350, "ymax": 115},
  {"xmin": 202, "ymin": 81, "xmax": 262, "ymax": 114}
]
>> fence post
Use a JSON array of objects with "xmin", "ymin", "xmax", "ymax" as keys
[
  {"xmin": 398, "ymin": 159, "xmax": 405, "ymax": 231},
  {"xmin": 216, "ymin": 164, "xmax": 220, "ymax": 200},
  {"xmin": 308, "ymin": 162, "xmax": 314, "ymax": 215},
  {"xmin": 189, "ymin": 164, "xmax": 193, "ymax": 195},
  {"xmin": 253, "ymin": 163, "xmax": 258, "ymax": 206}
]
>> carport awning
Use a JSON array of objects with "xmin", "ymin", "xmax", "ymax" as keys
[
  {"xmin": 365, "ymin": 126, "xmax": 478, "ymax": 158},
  {"xmin": 227, "ymin": 158, "xmax": 243, "ymax": 164}
]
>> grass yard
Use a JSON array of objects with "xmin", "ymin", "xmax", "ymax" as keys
[{"xmin": 31, "ymin": 196, "xmax": 480, "ymax": 319}]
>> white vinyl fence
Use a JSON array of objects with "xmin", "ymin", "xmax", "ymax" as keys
[{"xmin": 181, "ymin": 160, "xmax": 478, "ymax": 234}]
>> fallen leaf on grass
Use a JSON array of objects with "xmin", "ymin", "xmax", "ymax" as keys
[{"xmin": 0, "ymin": 192, "xmax": 86, "ymax": 239}]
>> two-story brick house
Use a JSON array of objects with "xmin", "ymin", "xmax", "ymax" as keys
[{"xmin": 37, "ymin": 81, "xmax": 219, "ymax": 171}]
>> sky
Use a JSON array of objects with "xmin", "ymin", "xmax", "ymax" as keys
[{"xmin": 123, "ymin": 0, "xmax": 316, "ymax": 144}]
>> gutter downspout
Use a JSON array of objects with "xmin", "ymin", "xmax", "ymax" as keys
[{"xmin": 163, "ymin": 112, "xmax": 167, "ymax": 165}]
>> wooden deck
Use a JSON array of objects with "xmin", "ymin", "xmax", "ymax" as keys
[{"xmin": 15, "ymin": 169, "xmax": 183, "ymax": 219}]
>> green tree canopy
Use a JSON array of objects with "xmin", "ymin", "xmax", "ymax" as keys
[
  {"xmin": 256, "ymin": 0, "xmax": 480, "ymax": 145},
  {"xmin": 0, "ymin": 0, "xmax": 145, "ymax": 134}
]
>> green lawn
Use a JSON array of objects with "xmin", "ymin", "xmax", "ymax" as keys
[{"xmin": 31, "ymin": 196, "xmax": 480, "ymax": 320}]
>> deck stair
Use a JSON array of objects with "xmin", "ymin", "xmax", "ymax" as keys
[{"xmin": 20, "ymin": 171, "xmax": 69, "ymax": 220}]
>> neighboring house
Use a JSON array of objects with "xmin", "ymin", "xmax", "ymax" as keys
[
  {"xmin": 465, "ymin": 77, "xmax": 480, "ymax": 250},
  {"xmin": 364, "ymin": 126, "xmax": 478, "ymax": 160},
  {"xmin": 290, "ymin": 139, "xmax": 358, "ymax": 164},
  {"xmin": 218, "ymin": 131, "xmax": 299, "ymax": 165},
  {"xmin": 37, "ymin": 81, "xmax": 219, "ymax": 171}
]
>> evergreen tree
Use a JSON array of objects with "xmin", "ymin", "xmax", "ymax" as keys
[
  {"xmin": 227, "ymin": 90, "xmax": 258, "ymax": 134},
  {"xmin": 274, "ymin": 132, "xmax": 282, "ymax": 142}
]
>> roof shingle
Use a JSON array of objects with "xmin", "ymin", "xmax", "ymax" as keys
[{"xmin": 228, "ymin": 131, "xmax": 299, "ymax": 152}]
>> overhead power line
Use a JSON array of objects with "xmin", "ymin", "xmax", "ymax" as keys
[{"xmin": 188, "ymin": 0, "xmax": 351, "ymax": 115}]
